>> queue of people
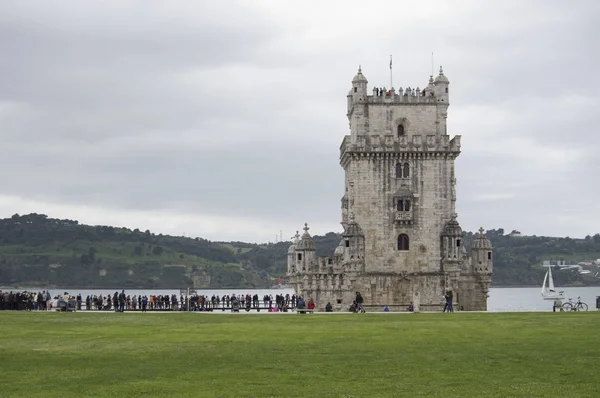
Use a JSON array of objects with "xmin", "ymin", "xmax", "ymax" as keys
[
  {"xmin": 189, "ymin": 293, "xmax": 299, "ymax": 312},
  {"xmin": 1, "ymin": 289, "xmax": 421, "ymax": 313},
  {"xmin": 0, "ymin": 290, "xmax": 305, "ymax": 312}
]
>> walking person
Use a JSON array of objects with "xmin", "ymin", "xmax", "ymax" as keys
[
  {"xmin": 443, "ymin": 291, "xmax": 453, "ymax": 312},
  {"xmin": 355, "ymin": 292, "xmax": 365, "ymax": 313}
]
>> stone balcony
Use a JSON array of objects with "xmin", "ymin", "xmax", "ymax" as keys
[
  {"xmin": 394, "ymin": 211, "xmax": 413, "ymax": 224},
  {"xmin": 340, "ymin": 134, "xmax": 461, "ymax": 158}
]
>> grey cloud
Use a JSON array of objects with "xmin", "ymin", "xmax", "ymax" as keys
[{"xmin": 0, "ymin": 0, "xmax": 598, "ymax": 240}]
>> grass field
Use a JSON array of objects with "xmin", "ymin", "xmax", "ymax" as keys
[{"xmin": 1, "ymin": 312, "xmax": 599, "ymax": 397}]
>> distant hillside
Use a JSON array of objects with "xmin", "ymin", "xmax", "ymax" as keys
[
  {"xmin": 0, "ymin": 213, "xmax": 279, "ymax": 289},
  {"xmin": 0, "ymin": 213, "xmax": 599, "ymax": 289}
]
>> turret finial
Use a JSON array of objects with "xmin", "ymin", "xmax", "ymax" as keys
[
  {"xmin": 478, "ymin": 227, "xmax": 485, "ymax": 235},
  {"xmin": 358, "ymin": 65, "xmax": 362, "ymax": 73},
  {"xmin": 439, "ymin": 66, "xmax": 444, "ymax": 75},
  {"xmin": 303, "ymin": 223, "xmax": 309, "ymax": 233}
]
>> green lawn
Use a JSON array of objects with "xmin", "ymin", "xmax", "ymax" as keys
[{"xmin": 0, "ymin": 312, "xmax": 599, "ymax": 397}]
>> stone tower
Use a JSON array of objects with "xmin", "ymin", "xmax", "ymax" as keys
[{"xmin": 287, "ymin": 65, "xmax": 493, "ymax": 311}]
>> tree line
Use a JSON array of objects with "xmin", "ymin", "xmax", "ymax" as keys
[{"xmin": 0, "ymin": 214, "xmax": 598, "ymax": 288}]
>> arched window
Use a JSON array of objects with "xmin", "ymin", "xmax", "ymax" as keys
[
  {"xmin": 397, "ymin": 199, "xmax": 411, "ymax": 211},
  {"xmin": 403, "ymin": 163, "xmax": 410, "ymax": 178},
  {"xmin": 395, "ymin": 163, "xmax": 402, "ymax": 178},
  {"xmin": 398, "ymin": 234, "xmax": 409, "ymax": 251},
  {"xmin": 395, "ymin": 162, "xmax": 410, "ymax": 178},
  {"xmin": 397, "ymin": 124, "xmax": 405, "ymax": 137}
]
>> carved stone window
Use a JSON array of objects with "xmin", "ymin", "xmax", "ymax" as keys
[
  {"xmin": 397, "ymin": 124, "xmax": 405, "ymax": 137},
  {"xmin": 397, "ymin": 199, "xmax": 411, "ymax": 211},
  {"xmin": 394, "ymin": 186, "xmax": 413, "ymax": 224},
  {"xmin": 297, "ymin": 253, "xmax": 302, "ymax": 261},
  {"xmin": 398, "ymin": 234, "xmax": 409, "ymax": 251},
  {"xmin": 395, "ymin": 162, "xmax": 410, "ymax": 178},
  {"xmin": 487, "ymin": 252, "xmax": 492, "ymax": 260}
]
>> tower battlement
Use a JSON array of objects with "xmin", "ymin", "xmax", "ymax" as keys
[{"xmin": 347, "ymin": 66, "xmax": 450, "ymax": 118}]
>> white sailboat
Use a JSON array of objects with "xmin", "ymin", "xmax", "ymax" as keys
[{"xmin": 541, "ymin": 266, "xmax": 565, "ymax": 300}]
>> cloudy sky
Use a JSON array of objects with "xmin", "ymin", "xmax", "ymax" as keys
[{"xmin": 0, "ymin": 0, "xmax": 598, "ymax": 242}]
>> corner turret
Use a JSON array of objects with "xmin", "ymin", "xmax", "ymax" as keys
[
  {"xmin": 471, "ymin": 227, "xmax": 493, "ymax": 275},
  {"xmin": 287, "ymin": 230, "xmax": 300, "ymax": 274},
  {"xmin": 347, "ymin": 66, "xmax": 369, "ymax": 139},
  {"xmin": 433, "ymin": 66, "xmax": 449, "ymax": 103},
  {"xmin": 351, "ymin": 66, "xmax": 368, "ymax": 99},
  {"xmin": 441, "ymin": 214, "xmax": 464, "ymax": 262},
  {"xmin": 296, "ymin": 223, "xmax": 316, "ymax": 272},
  {"xmin": 341, "ymin": 213, "xmax": 365, "ymax": 267}
]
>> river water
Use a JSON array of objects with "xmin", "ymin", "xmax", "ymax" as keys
[{"xmin": 6, "ymin": 286, "xmax": 600, "ymax": 312}]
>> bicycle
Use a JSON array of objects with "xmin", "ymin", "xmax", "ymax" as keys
[{"xmin": 562, "ymin": 297, "xmax": 588, "ymax": 312}]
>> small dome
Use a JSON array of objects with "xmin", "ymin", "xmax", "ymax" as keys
[
  {"xmin": 472, "ymin": 227, "xmax": 493, "ymax": 250},
  {"xmin": 434, "ymin": 66, "xmax": 449, "ymax": 84},
  {"xmin": 343, "ymin": 214, "xmax": 364, "ymax": 237},
  {"xmin": 287, "ymin": 244, "xmax": 296, "ymax": 254},
  {"xmin": 352, "ymin": 66, "xmax": 368, "ymax": 84},
  {"xmin": 296, "ymin": 223, "xmax": 316, "ymax": 251},
  {"xmin": 443, "ymin": 216, "xmax": 462, "ymax": 237},
  {"xmin": 344, "ymin": 222, "xmax": 364, "ymax": 237}
]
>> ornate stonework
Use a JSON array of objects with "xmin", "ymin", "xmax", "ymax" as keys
[{"xmin": 287, "ymin": 66, "xmax": 493, "ymax": 312}]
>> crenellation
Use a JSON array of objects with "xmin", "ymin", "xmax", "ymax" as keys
[{"xmin": 289, "ymin": 65, "xmax": 492, "ymax": 312}]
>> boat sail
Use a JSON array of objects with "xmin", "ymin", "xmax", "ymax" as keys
[{"xmin": 541, "ymin": 265, "xmax": 565, "ymax": 300}]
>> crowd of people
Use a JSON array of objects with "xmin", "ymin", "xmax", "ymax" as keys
[
  {"xmin": 1, "ymin": 289, "xmax": 418, "ymax": 312},
  {"xmin": 0, "ymin": 290, "xmax": 309, "ymax": 312},
  {"xmin": 189, "ymin": 293, "xmax": 299, "ymax": 312}
]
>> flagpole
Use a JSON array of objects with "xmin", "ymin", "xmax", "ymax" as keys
[{"xmin": 389, "ymin": 54, "xmax": 393, "ymax": 89}]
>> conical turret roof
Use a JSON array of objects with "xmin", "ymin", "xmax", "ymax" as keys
[
  {"xmin": 472, "ymin": 227, "xmax": 493, "ymax": 250},
  {"xmin": 296, "ymin": 223, "xmax": 315, "ymax": 251}
]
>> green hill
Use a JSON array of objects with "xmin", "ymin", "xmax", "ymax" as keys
[{"xmin": 0, "ymin": 214, "xmax": 599, "ymax": 289}]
